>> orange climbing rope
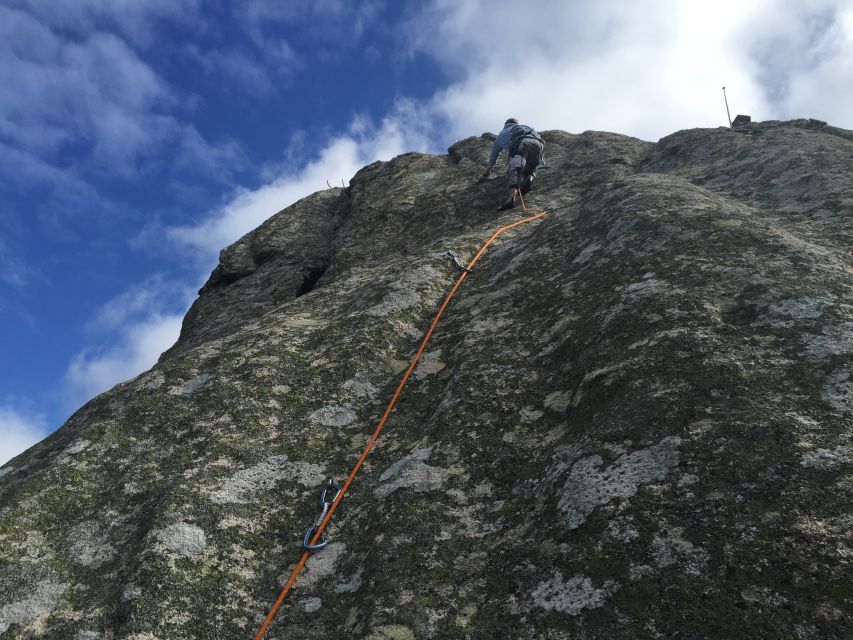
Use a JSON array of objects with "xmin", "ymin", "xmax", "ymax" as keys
[{"xmin": 254, "ymin": 191, "xmax": 546, "ymax": 639}]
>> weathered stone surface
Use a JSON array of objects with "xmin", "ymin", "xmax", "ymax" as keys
[{"xmin": 0, "ymin": 120, "xmax": 851, "ymax": 638}]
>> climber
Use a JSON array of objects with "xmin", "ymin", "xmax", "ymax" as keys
[{"xmin": 482, "ymin": 118, "xmax": 545, "ymax": 211}]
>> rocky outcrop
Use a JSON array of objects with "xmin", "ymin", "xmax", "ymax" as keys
[{"xmin": 0, "ymin": 120, "xmax": 851, "ymax": 639}]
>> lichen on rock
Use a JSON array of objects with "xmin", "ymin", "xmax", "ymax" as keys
[
  {"xmin": 0, "ymin": 581, "xmax": 67, "ymax": 634},
  {"xmin": 532, "ymin": 573, "xmax": 617, "ymax": 616},
  {"xmin": 209, "ymin": 455, "xmax": 325, "ymax": 504},
  {"xmin": 155, "ymin": 523, "xmax": 207, "ymax": 560},
  {"xmin": 375, "ymin": 447, "xmax": 450, "ymax": 498},
  {"xmin": 558, "ymin": 437, "xmax": 681, "ymax": 529}
]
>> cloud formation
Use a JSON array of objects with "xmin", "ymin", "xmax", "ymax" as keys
[
  {"xmin": 63, "ymin": 276, "xmax": 193, "ymax": 408},
  {"xmin": 0, "ymin": 5, "xmax": 244, "ymax": 184},
  {"xmin": 0, "ymin": 406, "xmax": 48, "ymax": 466},
  {"xmin": 406, "ymin": 0, "xmax": 853, "ymax": 141}
]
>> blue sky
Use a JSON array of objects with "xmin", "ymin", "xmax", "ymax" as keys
[{"xmin": 2, "ymin": 0, "xmax": 852, "ymax": 464}]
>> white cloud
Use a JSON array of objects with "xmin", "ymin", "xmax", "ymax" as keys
[
  {"xmin": 405, "ymin": 0, "xmax": 853, "ymax": 141},
  {"xmin": 63, "ymin": 277, "xmax": 194, "ymax": 408},
  {"xmin": 64, "ymin": 312, "xmax": 184, "ymax": 408},
  {"xmin": 776, "ymin": 6, "xmax": 853, "ymax": 125},
  {"xmin": 0, "ymin": 6, "xmax": 244, "ymax": 179},
  {"xmin": 91, "ymin": 275, "xmax": 194, "ymax": 330},
  {"xmin": 0, "ymin": 406, "xmax": 48, "ymax": 466},
  {"xmin": 4, "ymin": 0, "xmax": 203, "ymax": 47}
]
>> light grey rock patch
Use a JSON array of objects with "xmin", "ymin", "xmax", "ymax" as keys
[
  {"xmin": 414, "ymin": 349, "xmax": 445, "ymax": 379},
  {"xmin": 678, "ymin": 473, "xmax": 699, "ymax": 487},
  {"xmin": 342, "ymin": 373, "xmax": 380, "ymax": 401},
  {"xmin": 740, "ymin": 585, "xmax": 789, "ymax": 607},
  {"xmin": 532, "ymin": 573, "xmax": 616, "ymax": 616},
  {"xmin": 404, "ymin": 264, "xmax": 441, "ymax": 286},
  {"xmin": 628, "ymin": 564, "xmax": 655, "ymax": 580},
  {"xmin": 823, "ymin": 369, "xmax": 852, "ymax": 413},
  {"xmin": 169, "ymin": 373, "xmax": 211, "ymax": 396},
  {"xmin": 767, "ymin": 297, "xmax": 830, "ymax": 324},
  {"xmin": 335, "ymin": 570, "xmax": 363, "ymax": 593},
  {"xmin": 548, "ymin": 444, "xmax": 585, "ymax": 480},
  {"xmin": 122, "ymin": 583, "xmax": 141, "ymax": 601},
  {"xmin": 65, "ymin": 439, "xmax": 90, "ymax": 455},
  {"xmin": 366, "ymin": 288, "xmax": 421, "ymax": 318},
  {"xmin": 573, "ymin": 242, "xmax": 601, "ymax": 265},
  {"xmin": 376, "ymin": 447, "xmax": 450, "ymax": 498},
  {"xmin": 652, "ymin": 533, "xmax": 709, "ymax": 577},
  {"xmin": 75, "ymin": 631, "xmax": 101, "ymax": 640},
  {"xmin": 69, "ymin": 521, "xmax": 116, "ymax": 568},
  {"xmin": 365, "ymin": 625, "xmax": 416, "ymax": 640},
  {"xmin": 301, "ymin": 597, "xmax": 322, "ymax": 613},
  {"xmin": 607, "ymin": 516, "xmax": 639, "ymax": 543},
  {"xmin": 801, "ymin": 445, "xmax": 852, "ymax": 469},
  {"xmin": 805, "ymin": 323, "xmax": 853, "ymax": 359},
  {"xmin": 210, "ymin": 455, "xmax": 325, "ymax": 504},
  {"xmin": 558, "ymin": 437, "xmax": 681, "ymax": 529},
  {"xmin": 138, "ymin": 370, "xmax": 165, "ymax": 390},
  {"xmin": 155, "ymin": 522, "xmax": 206, "ymax": 559},
  {"xmin": 519, "ymin": 408, "xmax": 544, "ymax": 423},
  {"xmin": 544, "ymin": 391, "xmax": 571, "ymax": 413},
  {"xmin": 299, "ymin": 542, "xmax": 346, "ymax": 587},
  {"xmin": 623, "ymin": 276, "xmax": 678, "ymax": 299},
  {"xmin": 310, "ymin": 405, "xmax": 358, "ymax": 427},
  {"xmin": 0, "ymin": 580, "xmax": 67, "ymax": 634}
]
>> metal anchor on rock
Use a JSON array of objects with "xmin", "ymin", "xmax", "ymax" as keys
[{"xmin": 302, "ymin": 479, "xmax": 342, "ymax": 552}]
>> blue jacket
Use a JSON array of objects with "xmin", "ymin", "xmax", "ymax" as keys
[{"xmin": 485, "ymin": 122, "xmax": 517, "ymax": 171}]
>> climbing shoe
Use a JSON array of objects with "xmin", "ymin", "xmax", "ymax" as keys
[
  {"xmin": 497, "ymin": 199, "xmax": 517, "ymax": 211},
  {"xmin": 520, "ymin": 175, "xmax": 533, "ymax": 195}
]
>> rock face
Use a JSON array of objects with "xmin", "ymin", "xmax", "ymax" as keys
[{"xmin": 1, "ymin": 119, "xmax": 851, "ymax": 639}]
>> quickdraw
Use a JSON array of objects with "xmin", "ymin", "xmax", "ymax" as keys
[{"xmin": 302, "ymin": 479, "xmax": 342, "ymax": 552}]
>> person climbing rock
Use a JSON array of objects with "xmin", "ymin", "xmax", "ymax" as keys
[{"xmin": 482, "ymin": 118, "xmax": 545, "ymax": 211}]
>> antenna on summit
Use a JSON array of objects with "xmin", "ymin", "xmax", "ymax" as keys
[{"xmin": 722, "ymin": 86, "xmax": 732, "ymax": 127}]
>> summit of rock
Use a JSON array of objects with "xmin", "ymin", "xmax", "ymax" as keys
[{"xmin": 1, "ymin": 119, "xmax": 851, "ymax": 639}]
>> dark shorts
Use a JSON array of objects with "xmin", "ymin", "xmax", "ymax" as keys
[{"xmin": 506, "ymin": 138, "xmax": 544, "ymax": 187}]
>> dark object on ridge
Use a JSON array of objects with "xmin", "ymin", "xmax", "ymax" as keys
[{"xmin": 732, "ymin": 114, "xmax": 751, "ymax": 127}]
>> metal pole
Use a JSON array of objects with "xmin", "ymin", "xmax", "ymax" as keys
[{"xmin": 722, "ymin": 86, "xmax": 732, "ymax": 127}]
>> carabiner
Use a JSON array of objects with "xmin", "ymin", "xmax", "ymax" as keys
[
  {"xmin": 320, "ymin": 480, "xmax": 342, "ymax": 509},
  {"xmin": 303, "ymin": 526, "xmax": 328, "ymax": 552}
]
